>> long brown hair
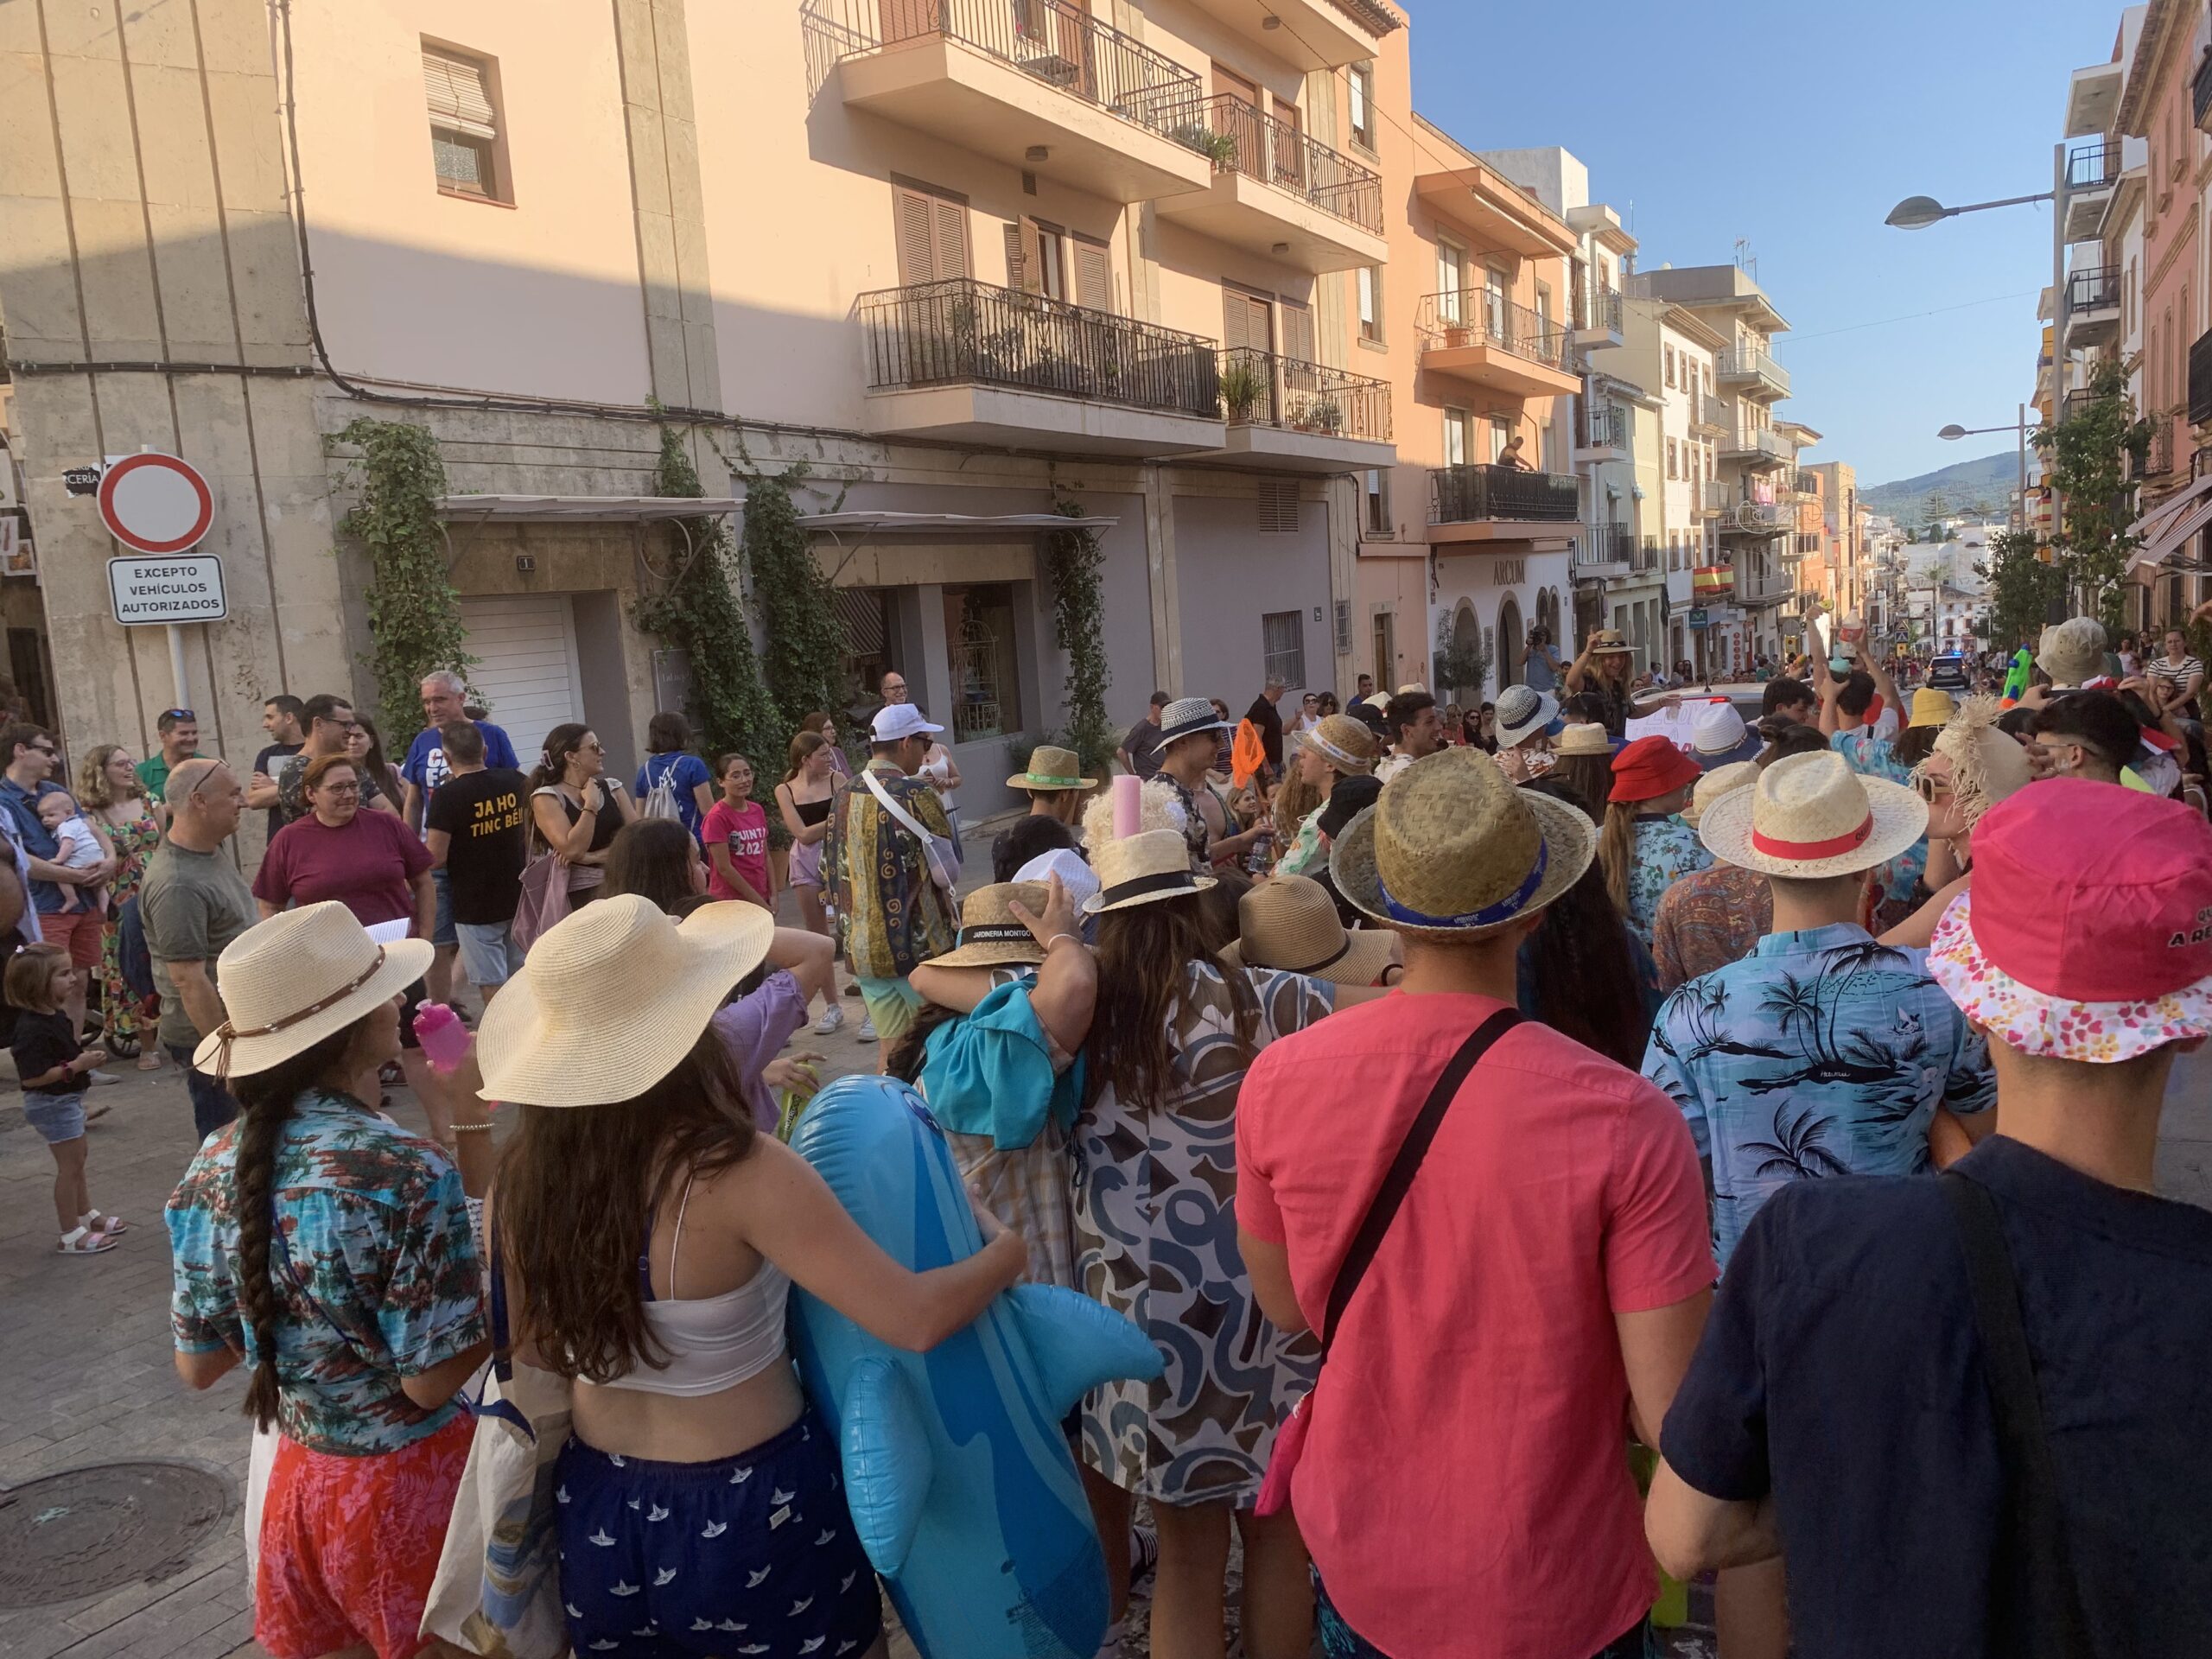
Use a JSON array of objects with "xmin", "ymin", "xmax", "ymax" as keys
[
  {"xmin": 1083, "ymin": 895, "xmax": 1257, "ymax": 1112},
  {"xmin": 1520, "ymin": 778, "xmax": 1650, "ymax": 1069},
  {"xmin": 231, "ymin": 1019, "xmax": 374, "ymax": 1430},
  {"xmin": 1550, "ymin": 754, "xmax": 1612, "ymax": 826},
  {"xmin": 1597, "ymin": 799, "xmax": 1637, "ymax": 916},
  {"xmin": 499, "ymin": 1030, "xmax": 756, "ymax": 1383},
  {"xmin": 603, "ymin": 818, "xmax": 697, "ymax": 915},
  {"xmin": 783, "ymin": 730, "xmax": 829, "ymax": 785}
]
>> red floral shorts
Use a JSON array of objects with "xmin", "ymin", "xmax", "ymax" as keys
[{"xmin": 255, "ymin": 1411, "xmax": 472, "ymax": 1659}]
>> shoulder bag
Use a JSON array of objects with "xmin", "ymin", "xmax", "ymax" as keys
[
  {"xmin": 1255, "ymin": 1007, "xmax": 1522, "ymax": 1517},
  {"xmin": 1940, "ymin": 1172, "xmax": 2095, "ymax": 1659},
  {"xmin": 861, "ymin": 766, "xmax": 959, "ymax": 894},
  {"xmin": 639, "ymin": 754, "xmax": 684, "ymax": 824}
]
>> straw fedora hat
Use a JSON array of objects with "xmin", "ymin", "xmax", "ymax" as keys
[
  {"xmin": 1007, "ymin": 746, "xmax": 1097, "ymax": 793},
  {"xmin": 1153, "ymin": 696, "xmax": 1231, "ymax": 753},
  {"xmin": 1589, "ymin": 628, "xmax": 1633, "ymax": 655},
  {"xmin": 1554, "ymin": 722, "xmax": 1613, "ymax": 758},
  {"xmin": 1696, "ymin": 750, "xmax": 1927, "ymax": 879},
  {"xmin": 925, "ymin": 881, "xmax": 1051, "ymax": 969},
  {"xmin": 194, "ymin": 901, "xmax": 435, "ymax": 1079},
  {"xmin": 1330, "ymin": 747, "xmax": 1596, "ymax": 939},
  {"xmin": 1223, "ymin": 874, "xmax": 1395, "ymax": 986},
  {"xmin": 1682, "ymin": 759, "xmax": 1758, "ymax": 830},
  {"xmin": 475, "ymin": 894, "xmax": 775, "ymax": 1107},
  {"xmin": 1083, "ymin": 827, "xmax": 1215, "ymax": 915},
  {"xmin": 1299, "ymin": 713, "xmax": 1379, "ymax": 775}
]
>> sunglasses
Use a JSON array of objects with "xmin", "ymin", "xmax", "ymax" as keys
[
  {"xmin": 1913, "ymin": 773, "xmax": 1952, "ymax": 802},
  {"xmin": 162, "ymin": 708, "xmax": 196, "ymax": 722}
]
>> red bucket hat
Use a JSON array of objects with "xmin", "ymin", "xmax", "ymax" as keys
[
  {"xmin": 1929, "ymin": 779, "xmax": 2212, "ymax": 1061},
  {"xmin": 1608, "ymin": 734, "xmax": 1701, "ymax": 804}
]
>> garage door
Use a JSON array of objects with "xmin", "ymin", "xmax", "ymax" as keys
[{"xmin": 457, "ymin": 594, "xmax": 583, "ymax": 760}]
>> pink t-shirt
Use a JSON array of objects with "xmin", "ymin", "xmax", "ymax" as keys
[
  {"xmin": 1236, "ymin": 991, "xmax": 1712, "ymax": 1659},
  {"xmin": 701, "ymin": 798, "xmax": 770, "ymax": 903}
]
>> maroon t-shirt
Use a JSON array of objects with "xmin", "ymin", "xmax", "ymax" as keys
[{"xmin": 252, "ymin": 809, "xmax": 433, "ymax": 929}]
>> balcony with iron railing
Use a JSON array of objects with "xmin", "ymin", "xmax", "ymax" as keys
[
  {"xmin": 1691, "ymin": 390, "xmax": 1731, "ymax": 434},
  {"xmin": 1415, "ymin": 290, "xmax": 1580, "ymax": 398},
  {"xmin": 1700, "ymin": 477, "xmax": 1730, "ymax": 516},
  {"xmin": 1573, "ymin": 283, "xmax": 1624, "ymax": 345},
  {"xmin": 1720, "ymin": 425, "xmax": 1794, "ymax": 466},
  {"xmin": 1429, "ymin": 462, "xmax": 1580, "ymax": 527},
  {"xmin": 1630, "ymin": 535, "xmax": 1662, "ymax": 573},
  {"xmin": 810, "ymin": 0, "xmax": 1216, "ymax": 203},
  {"xmin": 1153, "ymin": 93, "xmax": 1388, "ymax": 270},
  {"xmin": 856, "ymin": 276, "xmax": 1227, "ymax": 454},
  {"xmin": 2065, "ymin": 139, "xmax": 2120, "ymax": 240},
  {"xmin": 1716, "ymin": 343, "xmax": 1790, "ymax": 401},
  {"xmin": 1575, "ymin": 523, "xmax": 1636, "ymax": 569},
  {"xmin": 1210, "ymin": 346, "xmax": 1394, "ymax": 471},
  {"xmin": 1573, "ymin": 401, "xmax": 1629, "ymax": 462},
  {"xmin": 2191, "ymin": 327, "xmax": 2212, "ymax": 426},
  {"xmin": 1719, "ymin": 498, "xmax": 1792, "ymax": 537},
  {"xmin": 2063, "ymin": 265, "xmax": 2121, "ymax": 349}
]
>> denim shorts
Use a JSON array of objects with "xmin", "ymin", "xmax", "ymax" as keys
[
  {"xmin": 454, "ymin": 920, "xmax": 521, "ymax": 988},
  {"xmin": 430, "ymin": 868, "xmax": 457, "ymax": 949},
  {"xmin": 22, "ymin": 1090, "xmax": 86, "ymax": 1144},
  {"xmin": 555, "ymin": 1409, "xmax": 880, "ymax": 1659}
]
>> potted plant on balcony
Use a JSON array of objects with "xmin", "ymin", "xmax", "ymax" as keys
[
  {"xmin": 1219, "ymin": 355, "xmax": 1267, "ymax": 424},
  {"xmin": 1290, "ymin": 395, "xmax": 1343, "ymax": 435}
]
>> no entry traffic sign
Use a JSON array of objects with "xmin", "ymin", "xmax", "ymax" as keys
[{"xmin": 98, "ymin": 453, "xmax": 214, "ymax": 554}]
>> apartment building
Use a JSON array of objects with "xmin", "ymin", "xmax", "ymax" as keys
[
  {"xmin": 1807, "ymin": 461, "xmax": 1859, "ymax": 620},
  {"xmin": 0, "ymin": 0, "xmax": 1406, "ymax": 823}
]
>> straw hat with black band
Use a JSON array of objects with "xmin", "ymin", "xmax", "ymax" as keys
[
  {"xmin": 195, "ymin": 902, "xmax": 435, "ymax": 1080},
  {"xmin": 1330, "ymin": 747, "xmax": 1595, "ymax": 940},
  {"xmin": 1152, "ymin": 696, "xmax": 1232, "ymax": 754},
  {"xmin": 1083, "ymin": 827, "xmax": 1216, "ymax": 915},
  {"xmin": 476, "ymin": 894, "xmax": 776, "ymax": 1108},
  {"xmin": 1007, "ymin": 746, "xmax": 1099, "ymax": 795},
  {"xmin": 1221, "ymin": 874, "xmax": 1396, "ymax": 986},
  {"xmin": 924, "ymin": 881, "xmax": 1053, "ymax": 969}
]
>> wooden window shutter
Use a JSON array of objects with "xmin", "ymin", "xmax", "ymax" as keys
[
  {"xmin": 1074, "ymin": 236, "xmax": 1111, "ymax": 310},
  {"xmin": 1223, "ymin": 287, "xmax": 1269, "ymax": 352},
  {"xmin": 932, "ymin": 196, "xmax": 969, "ymax": 279},
  {"xmin": 895, "ymin": 187, "xmax": 936, "ymax": 287},
  {"xmin": 1280, "ymin": 297, "xmax": 1314, "ymax": 363},
  {"xmin": 1257, "ymin": 478, "xmax": 1300, "ymax": 533},
  {"xmin": 423, "ymin": 48, "xmax": 497, "ymax": 139},
  {"xmin": 1004, "ymin": 217, "xmax": 1044, "ymax": 293}
]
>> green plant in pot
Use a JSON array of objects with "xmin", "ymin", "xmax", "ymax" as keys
[{"xmin": 1219, "ymin": 356, "xmax": 1268, "ymax": 423}]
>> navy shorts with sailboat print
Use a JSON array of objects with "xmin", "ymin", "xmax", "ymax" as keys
[{"xmin": 554, "ymin": 1409, "xmax": 882, "ymax": 1658}]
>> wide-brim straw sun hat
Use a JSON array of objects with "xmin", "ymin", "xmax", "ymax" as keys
[
  {"xmin": 194, "ymin": 901, "xmax": 435, "ymax": 1079},
  {"xmin": 924, "ymin": 880, "xmax": 1052, "ymax": 969},
  {"xmin": 1330, "ymin": 747, "xmax": 1596, "ymax": 940},
  {"xmin": 1696, "ymin": 749, "xmax": 1927, "ymax": 879},
  {"xmin": 1220, "ymin": 874, "xmax": 1397, "ymax": 986},
  {"xmin": 1152, "ymin": 696, "xmax": 1231, "ymax": 753},
  {"xmin": 476, "ymin": 893, "xmax": 776, "ymax": 1107},
  {"xmin": 1298, "ymin": 713, "xmax": 1379, "ymax": 775},
  {"xmin": 1553, "ymin": 722, "xmax": 1613, "ymax": 758},
  {"xmin": 1682, "ymin": 760, "xmax": 1758, "ymax": 830},
  {"xmin": 1007, "ymin": 746, "xmax": 1097, "ymax": 793},
  {"xmin": 1494, "ymin": 683, "xmax": 1559, "ymax": 748},
  {"xmin": 1083, "ymin": 827, "xmax": 1216, "ymax": 915}
]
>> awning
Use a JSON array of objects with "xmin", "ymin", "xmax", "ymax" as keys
[
  {"xmin": 2126, "ymin": 471, "xmax": 2212, "ymax": 542},
  {"xmin": 434, "ymin": 494, "xmax": 745, "ymax": 522},
  {"xmin": 2132, "ymin": 491, "xmax": 2212, "ymax": 572}
]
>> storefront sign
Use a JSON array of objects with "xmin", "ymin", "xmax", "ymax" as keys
[
  {"xmin": 108, "ymin": 555, "xmax": 227, "ymax": 625},
  {"xmin": 63, "ymin": 465, "xmax": 104, "ymax": 497}
]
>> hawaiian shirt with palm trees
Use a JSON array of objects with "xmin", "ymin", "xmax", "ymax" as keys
[{"xmin": 1641, "ymin": 924, "xmax": 1995, "ymax": 1268}]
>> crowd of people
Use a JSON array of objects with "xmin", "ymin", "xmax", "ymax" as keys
[{"xmin": 1, "ymin": 608, "xmax": 2205, "ymax": 1659}]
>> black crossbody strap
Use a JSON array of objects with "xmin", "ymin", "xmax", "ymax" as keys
[
  {"xmin": 1939, "ymin": 1172, "xmax": 2094, "ymax": 1658},
  {"xmin": 1319, "ymin": 1007, "xmax": 1522, "ymax": 1357}
]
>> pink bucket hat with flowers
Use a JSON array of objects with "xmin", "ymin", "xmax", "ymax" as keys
[{"xmin": 1929, "ymin": 779, "xmax": 2212, "ymax": 1062}]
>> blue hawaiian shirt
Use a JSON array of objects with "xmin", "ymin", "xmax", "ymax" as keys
[
  {"xmin": 1624, "ymin": 814, "xmax": 1713, "ymax": 950},
  {"xmin": 166, "ymin": 1090, "xmax": 486, "ymax": 1454},
  {"xmin": 1642, "ymin": 924, "xmax": 1995, "ymax": 1268},
  {"xmin": 1829, "ymin": 728, "xmax": 1928, "ymax": 906}
]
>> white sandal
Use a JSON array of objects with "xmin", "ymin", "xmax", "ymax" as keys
[{"xmin": 57, "ymin": 1227, "xmax": 118, "ymax": 1255}]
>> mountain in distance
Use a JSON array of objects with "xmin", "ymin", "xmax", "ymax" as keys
[{"xmin": 1859, "ymin": 451, "xmax": 2019, "ymax": 526}]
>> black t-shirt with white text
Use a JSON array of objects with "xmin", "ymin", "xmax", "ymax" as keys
[
  {"xmin": 256, "ymin": 742, "xmax": 304, "ymax": 835},
  {"xmin": 11, "ymin": 1007, "xmax": 80, "ymax": 1098},
  {"xmin": 423, "ymin": 766, "xmax": 529, "ymax": 925}
]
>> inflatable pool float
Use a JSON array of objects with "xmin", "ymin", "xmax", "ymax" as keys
[{"xmin": 788, "ymin": 1074, "xmax": 1161, "ymax": 1659}]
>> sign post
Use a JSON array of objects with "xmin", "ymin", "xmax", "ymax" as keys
[{"xmin": 96, "ymin": 450, "xmax": 216, "ymax": 709}]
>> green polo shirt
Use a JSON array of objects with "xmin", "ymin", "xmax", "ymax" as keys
[{"xmin": 136, "ymin": 750, "xmax": 198, "ymax": 804}]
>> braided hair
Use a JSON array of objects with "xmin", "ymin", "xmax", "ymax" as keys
[{"xmin": 229, "ymin": 1019, "xmax": 370, "ymax": 1431}]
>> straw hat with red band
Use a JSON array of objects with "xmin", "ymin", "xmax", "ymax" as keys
[
  {"xmin": 1608, "ymin": 734, "xmax": 1700, "ymax": 804},
  {"xmin": 1695, "ymin": 750, "xmax": 1927, "ymax": 879},
  {"xmin": 1929, "ymin": 779, "xmax": 2212, "ymax": 1062}
]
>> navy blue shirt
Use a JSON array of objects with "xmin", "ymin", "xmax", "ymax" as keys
[
  {"xmin": 400, "ymin": 721, "xmax": 519, "ymax": 827},
  {"xmin": 1662, "ymin": 1135, "xmax": 2212, "ymax": 1657},
  {"xmin": 0, "ymin": 777, "xmax": 72, "ymax": 913}
]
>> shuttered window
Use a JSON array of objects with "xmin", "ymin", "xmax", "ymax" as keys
[
  {"xmin": 1357, "ymin": 265, "xmax": 1382, "ymax": 342},
  {"xmin": 1257, "ymin": 479, "xmax": 1300, "ymax": 535},
  {"xmin": 1348, "ymin": 63, "xmax": 1375, "ymax": 150},
  {"xmin": 1279, "ymin": 296, "xmax": 1314, "ymax": 365},
  {"xmin": 423, "ymin": 44, "xmax": 503, "ymax": 200},
  {"xmin": 1223, "ymin": 286, "xmax": 1272, "ymax": 352},
  {"xmin": 893, "ymin": 179, "xmax": 969, "ymax": 286},
  {"xmin": 1073, "ymin": 234, "xmax": 1112, "ymax": 310},
  {"xmin": 1003, "ymin": 217, "xmax": 1049, "ymax": 295}
]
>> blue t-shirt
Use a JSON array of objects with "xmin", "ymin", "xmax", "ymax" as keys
[
  {"xmin": 1523, "ymin": 645, "xmax": 1564, "ymax": 694},
  {"xmin": 636, "ymin": 751, "xmax": 713, "ymax": 841},
  {"xmin": 401, "ymin": 721, "xmax": 519, "ymax": 825},
  {"xmin": 1662, "ymin": 1136, "xmax": 2212, "ymax": 1657},
  {"xmin": 0, "ymin": 777, "xmax": 72, "ymax": 913}
]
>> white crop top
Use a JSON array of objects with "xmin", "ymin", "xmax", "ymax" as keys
[{"xmin": 599, "ymin": 1175, "xmax": 792, "ymax": 1397}]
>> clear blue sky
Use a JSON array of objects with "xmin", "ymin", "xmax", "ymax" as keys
[{"xmin": 1409, "ymin": 0, "xmax": 2116, "ymax": 491}]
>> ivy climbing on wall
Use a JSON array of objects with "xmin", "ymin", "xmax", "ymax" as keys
[
  {"xmin": 1044, "ymin": 499, "xmax": 1115, "ymax": 772},
  {"xmin": 742, "ymin": 471, "xmax": 848, "ymax": 731}
]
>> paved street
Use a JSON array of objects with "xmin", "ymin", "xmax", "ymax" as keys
[{"xmin": 0, "ymin": 906, "xmax": 2204, "ymax": 1657}]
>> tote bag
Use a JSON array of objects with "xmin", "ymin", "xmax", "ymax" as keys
[{"xmin": 509, "ymin": 854, "xmax": 569, "ymax": 957}]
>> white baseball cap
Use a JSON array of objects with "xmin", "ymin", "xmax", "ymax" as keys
[{"xmin": 871, "ymin": 704, "xmax": 944, "ymax": 743}]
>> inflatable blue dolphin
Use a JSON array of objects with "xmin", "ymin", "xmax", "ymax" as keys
[{"xmin": 787, "ymin": 1074, "xmax": 1161, "ymax": 1659}]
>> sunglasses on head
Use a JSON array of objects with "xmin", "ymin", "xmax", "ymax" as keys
[{"xmin": 162, "ymin": 708, "xmax": 196, "ymax": 722}]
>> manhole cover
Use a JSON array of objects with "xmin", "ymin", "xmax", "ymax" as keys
[{"xmin": 0, "ymin": 1461, "xmax": 230, "ymax": 1608}]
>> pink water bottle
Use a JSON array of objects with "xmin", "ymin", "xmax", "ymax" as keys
[{"xmin": 412, "ymin": 1002, "xmax": 471, "ymax": 1077}]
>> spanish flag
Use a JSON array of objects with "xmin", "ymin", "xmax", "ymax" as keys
[{"xmin": 1692, "ymin": 564, "xmax": 1734, "ymax": 600}]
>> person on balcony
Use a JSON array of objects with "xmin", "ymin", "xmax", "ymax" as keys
[{"xmin": 1497, "ymin": 435, "xmax": 1534, "ymax": 472}]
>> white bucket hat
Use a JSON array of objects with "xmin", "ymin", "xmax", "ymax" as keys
[
  {"xmin": 475, "ymin": 894, "xmax": 776, "ymax": 1107},
  {"xmin": 1692, "ymin": 702, "xmax": 1762, "ymax": 768},
  {"xmin": 1696, "ymin": 750, "xmax": 1927, "ymax": 879},
  {"xmin": 1494, "ymin": 683, "xmax": 1559, "ymax": 748},
  {"xmin": 194, "ymin": 901, "xmax": 435, "ymax": 1079}
]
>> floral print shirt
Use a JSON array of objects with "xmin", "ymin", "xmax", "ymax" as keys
[
  {"xmin": 823, "ymin": 762, "xmax": 957, "ymax": 979},
  {"xmin": 1642, "ymin": 924, "xmax": 1996, "ymax": 1268},
  {"xmin": 166, "ymin": 1090, "xmax": 486, "ymax": 1455},
  {"xmin": 1624, "ymin": 814, "xmax": 1713, "ymax": 950},
  {"xmin": 1829, "ymin": 728, "xmax": 1929, "ymax": 905}
]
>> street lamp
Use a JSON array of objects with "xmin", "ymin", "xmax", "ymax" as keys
[
  {"xmin": 1885, "ymin": 191, "xmax": 2054, "ymax": 229},
  {"xmin": 1938, "ymin": 410, "xmax": 2032, "ymax": 535}
]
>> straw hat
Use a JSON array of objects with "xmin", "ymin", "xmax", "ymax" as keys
[
  {"xmin": 2036, "ymin": 618, "xmax": 2107, "ymax": 687},
  {"xmin": 1330, "ymin": 747, "xmax": 1596, "ymax": 939},
  {"xmin": 924, "ymin": 881, "xmax": 1052, "ymax": 969},
  {"xmin": 475, "ymin": 894, "xmax": 776, "ymax": 1107},
  {"xmin": 1223, "ymin": 874, "xmax": 1396, "ymax": 986},
  {"xmin": 193, "ymin": 902, "xmax": 435, "ymax": 1079},
  {"xmin": 1007, "ymin": 746, "xmax": 1097, "ymax": 792},
  {"xmin": 1682, "ymin": 760, "xmax": 1758, "ymax": 830},
  {"xmin": 1589, "ymin": 628, "xmax": 1633, "ymax": 655},
  {"xmin": 1299, "ymin": 714, "xmax": 1380, "ymax": 775},
  {"xmin": 1696, "ymin": 750, "xmax": 1927, "ymax": 879},
  {"xmin": 1554, "ymin": 722, "xmax": 1613, "ymax": 758},
  {"xmin": 1083, "ymin": 827, "xmax": 1215, "ymax": 915},
  {"xmin": 1153, "ymin": 696, "xmax": 1231, "ymax": 753},
  {"xmin": 1494, "ymin": 683, "xmax": 1558, "ymax": 747},
  {"xmin": 1908, "ymin": 687, "xmax": 1957, "ymax": 728}
]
